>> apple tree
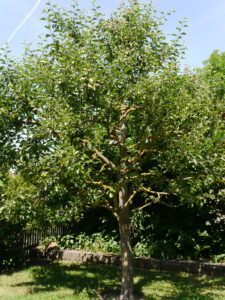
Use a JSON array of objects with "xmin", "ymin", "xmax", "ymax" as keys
[{"xmin": 0, "ymin": 1, "xmax": 224, "ymax": 298}]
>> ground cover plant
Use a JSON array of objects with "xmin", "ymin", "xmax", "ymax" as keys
[{"xmin": 0, "ymin": 261, "xmax": 225, "ymax": 300}]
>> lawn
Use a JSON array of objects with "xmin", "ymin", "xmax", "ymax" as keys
[{"xmin": 0, "ymin": 261, "xmax": 224, "ymax": 299}]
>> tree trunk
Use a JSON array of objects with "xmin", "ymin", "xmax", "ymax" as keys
[
  {"xmin": 118, "ymin": 187, "xmax": 134, "ymax": 300},
  {"xmin": 117, "ymin": 105, "xmax": 134, "ymax": 299}
]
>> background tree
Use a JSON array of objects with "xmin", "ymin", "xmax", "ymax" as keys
[
  {"xmin": 201, "ymin": 50, "xmax": 225, "ymax": 102},
  {"xmin": 0, "ymin": 1, "xmax": 224, "ymax": 298}
]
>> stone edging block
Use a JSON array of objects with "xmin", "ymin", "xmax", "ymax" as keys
[{"xmin": 32, "ymin": 248, "xmax": 225, "ymax": 276}]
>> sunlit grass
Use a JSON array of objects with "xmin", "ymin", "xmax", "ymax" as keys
[{"xmin": 0, "ymin": 261, "xmax": 224, "ymax": 299}]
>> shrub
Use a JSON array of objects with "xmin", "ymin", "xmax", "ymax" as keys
[{"xmin": 58, "ymin": 232, "xmax": 120, "ymax": 254}]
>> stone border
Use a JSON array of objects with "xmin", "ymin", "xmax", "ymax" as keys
[
  {"xmin": 32, "ymin": 247, "xmax": 225, "ymax": 277},
  {"xmin": 60, "ymin": 250, "xmax": 225, "ymax": 276}
]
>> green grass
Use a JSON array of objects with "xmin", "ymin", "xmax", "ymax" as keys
[{"xmin": 0, "ymin": 261, "xmax": 225, "ymax": 299}]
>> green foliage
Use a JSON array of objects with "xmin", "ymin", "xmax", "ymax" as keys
[
  {"xmin": 133, "ymin": 241, "xmax": 150, "ymax": 257},
  {"xmin": 0, "ymin": 1, "xmax": 224, "ymax": 290},
  {"xmin": 58, "ymin": 234, "xmax": 76, "ymax": 250},
  {"xmin": 211, "ymin": 254, "xmax": 225, "ymax": 263},
  {"xmin": 201, "ymin": 49, "xmax": 225, "ymax": 101},
  {"xmin": 1, "ymin": 0, "xmax": 222, "ymax": 216},
  {"xmin": 0, "ymin": 174, "xmax": 26, "ymax": 269},
  {"xmin": 130, "ymin": 198, "xmax": 225, "ymax": 260},
  {"xmin": 85, "ymin": 197, "xmax": 225, "ymax": 260},
  {"xmin": 58, "ymin": 232, "xmax": 121, "ymax": 254},
  {"xmin": 0, "ymin": 171, "xmax": 82, "ymax": 239}
]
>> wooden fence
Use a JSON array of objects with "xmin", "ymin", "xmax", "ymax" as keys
[{"xmin": 23, "ymin": 226, "xmax": 64, "ymax": 250}]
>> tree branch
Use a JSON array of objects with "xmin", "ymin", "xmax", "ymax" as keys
[
  {"xmin": 120, "ymin": 107, "xmax": 138, "ymax": 121},
  {"xmin": 113, "ymin": 193, "xmax": 119, "ymax": 212},
  {"xmin": 124, "ymin": 189, "xmax": 138, "ymax": 208},
  {"xmin": 83, "ymin": 139, "xmax": 116, "ymax": 169},
  {"xmin": 141, "ymin": 172, "xmax": 157, "ymax": 176},
  {"xmin": 138, "ymin": 198, "xmax": 184, "ymax": 211},
  {"xmin": 100, "ymin": 199, "xmax": 118, "ymax": 218},
  {"xmin": 140, "ymin": 187, "xmax": 175, "ymax": 197},
  {"xmin": 138, "ymin": 199, "xmax": 160, "ymax": 211},
  {"xmin": 129, "ymin": 147, "xmax": 160, "ymax": 166},
  {"xmin": 183, "ymin": 176, "xmax": 195, "ymax": 181},
  {"xmin": 87, "ymin": 180, "xmax": 113, "ymax": 191}
]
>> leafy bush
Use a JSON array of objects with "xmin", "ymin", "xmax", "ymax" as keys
[
  {"xmin": 133, "ymin": 242, "xmax": 150, "ymax": 257},
  {"xmin": 130, "ymin": 196, "xmax": 225, "ymax": 260},
  {"xmin": 211, "ymin": 254, "xmax": 225, "ymax": 263},
  {"xmin": 58, "ymin": 231, "xmax": 156, "ymax": 258},
  {"xmin": 58, "ymin": 232, "xmax": 121, "ymax": 254}
]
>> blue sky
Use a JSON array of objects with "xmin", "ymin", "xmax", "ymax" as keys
[{"xmin": 1, "ymin": 0, "xmax": 225, "ymax": 69}]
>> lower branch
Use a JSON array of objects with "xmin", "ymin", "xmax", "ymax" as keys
[{"xmin": 140, "ymin": 186, "xmax": 175, "ymax": 197}]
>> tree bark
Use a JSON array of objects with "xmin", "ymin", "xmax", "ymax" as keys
[
  {"xmin": 118, "ymin": 187, "xmax": 134, "ymax": 300},
  {"xmin": 118, "ymin": 104, "xmax": 134, "ymax": 300}
]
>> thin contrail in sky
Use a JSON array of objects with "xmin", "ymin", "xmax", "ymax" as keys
[{"xmin": 7, "ymin": 0, "xmax": 42, "ymax": 44}]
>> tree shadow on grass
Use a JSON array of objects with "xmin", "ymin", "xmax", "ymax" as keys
[
  {"xmin": 12, "ymin": 262, "xmax": 225, "ymax": 299},
  {"xmin": 134, "ymin": 267, "xmax": 225, "ymax": 299},
  {"xmin": 13, "ymin": 262, "xmax": 122, "ymax": 298}
]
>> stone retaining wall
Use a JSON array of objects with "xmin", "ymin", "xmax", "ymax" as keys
[
  {"xmin": 32, "ymin": 247, "xmax": 225, "ymax": 277},
  {"xmin": 60, "ymin": 250, "xmax": 225, "ymax": 276}
]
